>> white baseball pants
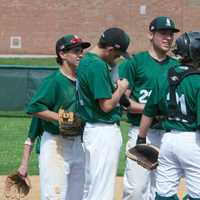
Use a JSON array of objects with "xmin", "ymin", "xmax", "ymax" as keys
[
  {"xmin": 156, "ymin": 131, "xmax": 200, "ymax": 199},
  {"xmin": 39, "ymin": 131, "xmax": 85, "ymax": 200},
  {"xmin": 82, "ymin": 123, "xmax": 122, "ymax": 200}
]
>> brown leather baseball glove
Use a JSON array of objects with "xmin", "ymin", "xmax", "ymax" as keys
[
  {"xmin": 58, "ymin": 108, "xmax": 84, "ymax": 137},
  {"xmin": 4, "ymin": 172, "xmax": 31, "ymax": 199},
  {"xmin": 126, "ymin": 144, "xmax": 159, "ymax": 170}
]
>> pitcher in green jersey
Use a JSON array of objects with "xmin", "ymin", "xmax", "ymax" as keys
[
  {"xmin": 119, "ymin": 16, "xmax": 180, "ymax": 200},
  {"xmin": 24, "ymin": 34, "xmax": 90, "ymax": 200},
  {"xmin": 138, "ymin": 32, "xmax": 200, "ymax": 199},
  {"xmin": 77, "ymin": 27, "xmax": 130, "ymax": 200}
]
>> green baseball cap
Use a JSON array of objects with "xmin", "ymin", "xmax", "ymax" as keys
[
  {"xmin": 149, "ymin": 16, "xmax": 180, "ymax": 32},
  {"xmin": 56, "ymin": 34, "xmax": 91, "ymax": 54}
]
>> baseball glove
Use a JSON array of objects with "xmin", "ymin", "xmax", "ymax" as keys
[
  {"xmin": 4, "ymin": 172, "xmax": 31, "ymax": 199},
  {"xmin": 58, "ymin": 108, "xmax": 84, "ymax": 137},
  {"xmin": 126, "ymin": 144, "xmax": 159, "ymax": 170}
]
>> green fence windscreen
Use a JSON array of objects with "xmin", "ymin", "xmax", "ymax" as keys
[{"xmin": 0, "ymin": 65, "xmax": 57, "ymax": 111}]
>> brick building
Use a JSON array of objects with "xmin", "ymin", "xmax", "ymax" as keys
[{"xmin": 0, "ymin": 0, "xmax": 199, "ymax": 55}]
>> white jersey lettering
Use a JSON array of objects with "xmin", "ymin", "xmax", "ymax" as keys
[{"xmin": 139, "ymin": 89, "xmax": 152, "ymax": 103}]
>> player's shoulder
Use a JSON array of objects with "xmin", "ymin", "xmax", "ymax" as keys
[
  {"xmin": 167, "ymin": 65, "xmax": 200, "ymax": 89},
  {"xmin": 118, "ymin": 51, "xmax": 148, "ymax": 71},
  {"xmin": 128, "ymin": 51, "xmax": 147, "ymax": 61},
  {"xmin": 41, "ymin": 70, "xmax": 56, "ymax": 81},
  {"xmin": 134, "ymin": 51, "xmax": 148, "ymax": 57},
  {"xmin": 80, "ymin": 52, "xmax": 106, "ymax": 69},
  {"xmin": 172, "ymin": 64, "xmax": 194, "ymax": 73},
  {"xmin": 40, "ymin": 70, "xmax": 60, "ymax": 87},
  {"xmin": 131, "ymin": 51, "xmax": 150, "ymax": 63},
  {"xmin": 120, "ymin": 51, "xmax": 147, "ymax": 63}
]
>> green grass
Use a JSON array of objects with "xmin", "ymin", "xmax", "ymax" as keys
[
  {"xmin": 0, "ymin": 117, "xmax": 39, "ymax": 175},
  {"xmin": 0, "ymin": 117, "xmax": 129, "ymax": 176},
  {"xmin": 0, "ymin": 111, "xmax": 28, "ymax": 117},
  {"xmin": 118, "ymin": 121, "xmax": 129, "ymax": 176},
  {"xmin": 0, "ymin": 58, "xmax": 58, "ymax": 67}
]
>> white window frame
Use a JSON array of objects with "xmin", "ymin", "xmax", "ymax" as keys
[
  {"xmin": 10, "ymin": 36, "xmax": 22, "ymax": 49},
  {"xmin": 140, "ymin": 5, "xmax": 146, "ymax": 15}
]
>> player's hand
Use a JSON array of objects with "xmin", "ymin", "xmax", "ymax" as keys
[
  {"xmin": 116, "ymin": 78, "xmax": 129, "ymax": 93},
  {"xmin": 18, "ymin": 164, "xmax": 28, "ymax": 177}
]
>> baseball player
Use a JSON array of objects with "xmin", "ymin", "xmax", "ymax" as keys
[
  {"xmin": 138, "ymin": 31, "xmax": 200, "ymax": 199},
  {"xmin": 76, "ymin": 27, "xmax": 130, "ymax": 200},
  {"xmin": 26, "ymin": 34, "xmax": 90, "ymax": 200},
  {"xmin": 119, "ymin": 16, "xmax": 180, "ymax": 200}
]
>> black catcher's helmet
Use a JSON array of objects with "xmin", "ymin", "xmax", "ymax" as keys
[{"xmin": 173, "ymin": 31, "xmax": 200, "ymax": 64}]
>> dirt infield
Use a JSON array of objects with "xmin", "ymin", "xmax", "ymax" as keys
[{"xmin": 0, "ymin": 176, "xmax": 185, "ymax": 199}]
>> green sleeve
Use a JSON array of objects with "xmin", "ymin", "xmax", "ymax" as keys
[
  {"xmin": 118, "ymin": 57, "xmax": 136, "ymax": 91},
  {"xmin": 26, "ymin": 78, "xmax": 56, "ymax": 113},
  {"xmin": 88, "ymin": 61, "xmax": 112, "ymax": 99},
  {"xmin": 28, "ymin": 117, "xmax": 43, "ymax": 141}
]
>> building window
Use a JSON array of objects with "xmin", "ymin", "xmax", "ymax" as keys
[
  {"xmin": 10, "ymin": 36, "xmax": 22, "ymax": 49},
  {"xmin": 140, "ymin": 5, "xmax": 146, "ymax": 15}
]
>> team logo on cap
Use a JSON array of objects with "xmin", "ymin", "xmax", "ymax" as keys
[
  {"xmin": 114, "ymin": 44, "xmax": 121, "ymax": 49},
  {"xmin": 150, "ymin": 26, "xmax": 155, "ymax": 31},
  {"xmin": 166, "ymin": 18, "xmax": 171, "ymax": 26},
  {"xmin": 60, "ymin": 45, "xmax": 65, "ymax": 50},
  {"xmin": 70, "ymin": 35, "xmax": 82, "ymax": 44}
]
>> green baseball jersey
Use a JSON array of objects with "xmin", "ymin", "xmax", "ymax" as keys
[
  {"xmin": 144, "ymin": 65, "xmax": 200, "ymax": 131},
  {"xmin": 119, "ymin": 51, "xmax": 178, "ymax": 126},
  {"xmin": 26, "ymin": 70, "xmax": 77, "ymax": 135},
  {"xmin": 77, "ymin": 52, "xmax": 121, "ymax": 123}
]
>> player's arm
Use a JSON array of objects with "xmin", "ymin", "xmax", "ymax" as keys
[
  {"xmin": 119, "ymin": 55, "xmax": 144, "ymax": 113},
  {"xmin": 117, "ymin": 88, "xmax": 144, "ymax": 113},
  {"xmin": 31, "ymin": 110, "xmax": 59, "ymax": 122},
  {"xmin": 99, "ymin": 78, "xmax": 129, "ymax": 112},
  {"xmin": 137, "ymin": 85, "xmax": 160, "ymax": 144},
  {"xmin": 27, "ymin": 78, "xmax": 59, "ymax": 122},
  {"xmin": 18, "ymin": 138, "xmax": 33, "ymax": 177},
  {"xmin": 18, "ymin": 117, "xmax": 43, "ymax": 177},
  {"xmin": 127, "ymin": 98, "xmax": 145, "ymax": 113},
  {"xmin": 138, "ymin": 115, "xmax": 153, "ymax": 138},
  {"xmin": 136, "ymin": 114, "xmax": 154, "ymax": 145}
]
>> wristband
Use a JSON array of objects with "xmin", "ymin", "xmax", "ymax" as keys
[
  {"xmin": 136, "ymin": 136, "xmax": 146, "ymax": 145},
  {"xmin": 24, "ymin": 138, "xmax": 33, "ymax": 147}
]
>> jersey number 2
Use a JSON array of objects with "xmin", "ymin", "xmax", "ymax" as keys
[{"xmin": 139, "ymin": 89, "xmax": 152, "ymax": 103}]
